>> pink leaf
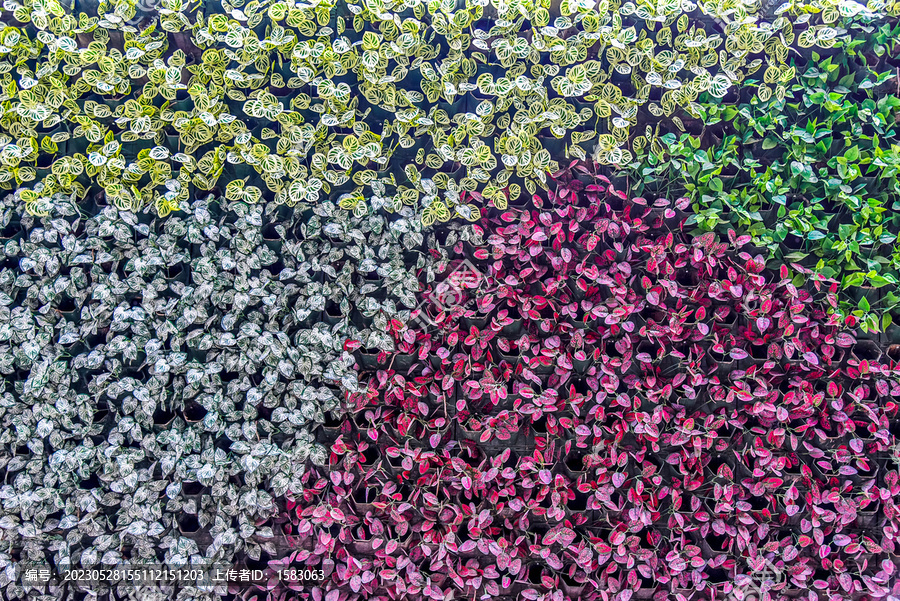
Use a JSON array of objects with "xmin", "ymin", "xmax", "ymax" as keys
[
  {"xmin": 834, "ymin": 534, "xmax": 851, "ymax": 546},
  {"xmin": 835, "ymin": 333, "xmax": 855, "ymax": 347}
]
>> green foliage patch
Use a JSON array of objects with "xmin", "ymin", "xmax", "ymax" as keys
[{"xmin": 627, "ymin": 25, "xmax": 900, "ymax": 329}]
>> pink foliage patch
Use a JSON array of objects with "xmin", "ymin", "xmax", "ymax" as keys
[{"xmin": 262, "ymin": 162, "xmax": 900, "ymax": 601}]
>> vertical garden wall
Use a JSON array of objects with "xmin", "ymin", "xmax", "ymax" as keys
[{"xmin": 1, "ymin": 0, "xmax": 900, "ymax": 599}]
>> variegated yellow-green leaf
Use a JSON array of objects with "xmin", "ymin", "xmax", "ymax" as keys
[
  {"xmin": 338, "ymin": 194, "xmax": 359, "ymax": 210},
  {"xmin": 399, "ymin": 188, "xmax": 419, "ymax": 205},
  {"xmin": 225, "ymin": 179, "xmax": 245, "ymax": 200},
  {"xmin": 421, "ymin": 202, "xmax": 439, "ymax": 226},
  {"xmin": 570, "ymin": 144, "xmax": 587, "ymax": 160},
  {"xmin": 244, "ymin": 186, "xmax": 262, "ymax": 203},
  {"xmin": 798, "ymin": 29, "xmax": 816, "ymax": 48},
  {"xmin": 708, "ymin": 74, "xmax": 730, "ymax": 98}
]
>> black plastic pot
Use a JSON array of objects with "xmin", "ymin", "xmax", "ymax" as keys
[
  {"xmin": 170, "ymin": 88, "xmax": 194, "ymax": 113},
  {"xmin": 56, "ymin": 295, "xmax": 79, "ymax": 322},
  {"xmin": 392, "ymin": 137, "xmax": 430, "ymax": 166},
  {"xmin": 851, "ymin": 285, "xmax": 881, "ymax": 307},
  {"xmin": 323, "ymin": 301, "xmax": 345, "ymax": 325},
  {"xmin": 500, "ymin": 318, "xmax": 524, "ymax": 338},
  {"xmin": 121, "ymin": 138, "xmax": 155, "ymax": 159},
  {"xmin": 573, "ymin": 354, "xmax": 592, "ymax": 375},
  {"xmin": 316, "ymin": 412, "xmax": 343, "ymax": 445},
  {"xmin": 537, "ymin": 136, "xmax": 566, "ymax": 160},
  {"xmin": 392, "ymin": 353, "xmax": 415, "ymax": 372},
  {"xmin": 68, "ymin": 135, "xmax": 90, "ymax": 156},
  {"xmin": 461, "ymin": 315, "xmax": 489, "ymax": 330},
  {"xmin": 851, "ymin": 340, "xmax": 882, "ymax": 364},
  {"xmin": 164, "ymin": 262, "xmax": 189, "ymax": 284},
  {"xmin": 123, "ymin": 351, "xmax": 146, "ymax": 370},
  {"xmin": 261, "ymin": 222, "xmax": 284, "ymax": 253},
  {"xmin": 355, "ymin": 347, "xmax": 384, "ymax": 370},
  {"xmin": 0, "ymin": 218, "xmax": 23, "ymax": 242},
  {"xmin": 360, "ymin": 272, "xmax": 386, "ymax": 299}
]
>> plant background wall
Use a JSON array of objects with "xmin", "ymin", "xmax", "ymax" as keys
[{"xmin": 1, "ymin": 0, "xmax": 900, "ymax": 599}]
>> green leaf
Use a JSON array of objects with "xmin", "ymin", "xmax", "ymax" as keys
[
  {"xmin": 869, "ymin": 274, "xmax": 894, "ymax": 287},
  {"xmin": 842, "ymin": 272, "xmax": 866, "ymax": 288},
  {"xmin": 859, "ymin": 296, "xmax": 870, "ymax": 312}
]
